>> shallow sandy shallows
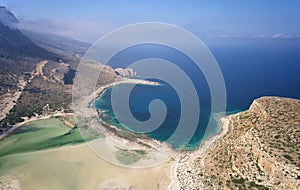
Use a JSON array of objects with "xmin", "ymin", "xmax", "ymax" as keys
[{"xmin": 0, "ymin": 142, "xmax": 173, "ymax": 190}]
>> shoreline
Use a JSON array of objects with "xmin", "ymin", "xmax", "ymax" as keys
[
  {"xmin": 88, "ymin": 78, "xmax": 232, "ymax": 187},
  {"xmin": 90, "ymin": 77, "xmax": 160, "ymax": 105},
  {"xmin": 2, "ymin": 96, "xmax": 299, "ymax": 189},
  {"xmin": 168, "ymin": 115, "xmax": 230, "ymax": 189},
  {"xmin": 1, "ymin": 76, "xmax": 231, "ymax": 188},
  {"xmin": 1, "ymin": 77, "xmax": 158, "ymax": 141},
  {"xmin": 74, "ymin": 76, "xmax": 176, "ymax": 167},
  {"xmin": 193, "ymin": 115, "xmax": 230, "ymax": 160}
]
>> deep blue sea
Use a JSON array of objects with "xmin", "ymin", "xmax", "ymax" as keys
[{"xmin": 95, "ymin": 38, "xmax": 300, "ymax": 150}]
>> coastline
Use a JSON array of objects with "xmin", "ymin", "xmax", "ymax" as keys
[
  {"xmin": 0, "ymin": 136, "xmax": 173, "ymax": 190},
  {"xmin": 89, "ymin": 77, "xmax": 160, "ymax": 105},
  {"xmin": 2, "ymin": 95, "xmax": 298, "ymax": 189},
  {"xmin": 87, "ymin": 77, "xmax": 232, "ymax": 187},
  {"xmin": 1, "ymin": 76, "xmax": 231, "ymax": 189},
  {"xmin": 0, "ymin": 77, "xmax": 172, "ymax": 190},
  {"xmin": 168, "ymin": 115, "xmax": 230, "ymax": 189},
  {"xmin": 74, "ymin": 76, "xmax": 177, "ymax": 168},
  {"xmin": 0, "ymin": 77, "xmax": 158, "ymax": 141},
  {"xmin": 192, "ymin": 116, "xmax": 230, "ymax": 161}
]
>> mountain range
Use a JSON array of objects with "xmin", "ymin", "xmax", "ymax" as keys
[
  {"xmin": 0, "ymin": 6, "xmax": 135, "ymax": 130},
  {"xmin": 0, "ymin": 6, "xmax": 90, "ymax": 74}
]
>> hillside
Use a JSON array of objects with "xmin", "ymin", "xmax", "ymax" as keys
[
  {"xmin": 0, "ymin": 7, "xmax": 139, "ymax": 133},
  {"xmin": 0, "ymin": 6, "xmax": 18, "ymax": 28},
  {"xmin": 178, "ymin": 97, "xmax": 300, "ymax": 189},
  {"xmin": 0, "ymin": 21, "xmax": 59, "ymax": 74},
  {"xmin": 0, "ymin": 6, "xmax": 78, "ymax": 130}
]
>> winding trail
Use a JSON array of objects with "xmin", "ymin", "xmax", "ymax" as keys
[{"xmin": 0, "ymin": 61, "xmax": 49, "ymax": 122}]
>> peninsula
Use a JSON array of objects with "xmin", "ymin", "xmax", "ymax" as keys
[{"xmin": 176, "ymin": 96, "xmax": 300, "ymax": 189}]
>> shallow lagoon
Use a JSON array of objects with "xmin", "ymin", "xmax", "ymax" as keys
[
  {"xmin": 0, "ymin": 117, "xmax": 99, "ymax": 158},
  {"xmin": 0, "ymin": 118, "xmax": 172, "ymax": 190}
]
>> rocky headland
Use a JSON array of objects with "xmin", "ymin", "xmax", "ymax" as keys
[{"xmin": 176, "ymin": 96, "xmax": 300, "ymax": 189}]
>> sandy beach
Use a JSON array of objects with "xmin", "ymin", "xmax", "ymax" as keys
[
  {"xmin": 0, "ymin": 77, "xmax": 231, "ymax": 190},
  {"xmin": 73, "ymin": 77, "xmax": 177, "ymax": 168},
  {"xmin": 191, "ymin": 116, "xmax": 230, "ymax": 162},
  {"xmin": 0, "ymin": 139, "xmax": 174, "ymax": 190},
  {"xmin": 89, "ymin": 77, "xmax": 160, "ymax": 105},
  {"xmin": 168, "ymin": 115, "xmax": 230, "ymax": 190},
  {"xmin": 84, "ymin": 78, "xmax": 232, "ymax": 189},
  {"xmin": 0, "ymin": 77, "xmax": 174, "ymax": 189},
  {"xmin": 0, "ymin": 108, "xmax": 231, "ymax": 190}
]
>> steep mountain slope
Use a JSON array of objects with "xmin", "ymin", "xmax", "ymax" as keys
[
  {"xmin": 0, "ymin": 6, "xmax": 61, "ymax": 74},
  {"xmin": 0, "ymin": 6, "xmax": 89, "ymax": 75},
  {"xmin": 0, "ymin": 21, "xmax": 59, "ymax": 74},
  {"xmin": 0, "ymin": 6, "xmax": 18, "ymax": 28}
]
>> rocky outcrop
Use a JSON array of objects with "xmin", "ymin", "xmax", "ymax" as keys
[
  {"xmin": 98, "ymin": 65, "xmax": 118, "ymax": 84},
  {"xmin": 115, "ymin": 68, "xmax": 137, "ymax": 77},
  {"xmin": 48, "ymin": 63, "xmax": 70, "ymax": 84},
  {"xmin": 177, "ymin": 96, "xmax": 300, "ymax": 190}
]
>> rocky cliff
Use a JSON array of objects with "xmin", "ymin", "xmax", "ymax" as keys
[{"xmin": 178, "ymin": 96, "xmax": 300, "ymax": 189}]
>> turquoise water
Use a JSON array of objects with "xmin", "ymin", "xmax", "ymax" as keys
[
  {"xmin": 95, "ymin": 39, "xmax": 300, "ymax": 150},
  {"xmin": 96, "ymin": 82, "xmax": 222, "ymax": 150}
]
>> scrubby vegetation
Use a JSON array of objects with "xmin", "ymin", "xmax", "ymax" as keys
[
  {"xmin": 0, "ymin": 76, "xmax": 73, "ymax": 129},
  {"xmin": 178, "ymin": 97, "xmax": 300, "ymax": 189}
]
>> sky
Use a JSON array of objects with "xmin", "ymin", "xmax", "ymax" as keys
[{"xmin": 1, "ymin": 0, "xmax": 300, "ymax": 42}]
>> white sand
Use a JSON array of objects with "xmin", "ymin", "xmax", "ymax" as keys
[
  {"xmin": 1, "ymin": 76, "xmax": 231, "ymax": 189},
  {"xmin": 0, "ymin": 142, "xmax": 173, "ymax": 190},
  {"xmin": 167, "ymin": 116, "xmax": 230, "ymax": 189},
  {"xmin": 0, "ymin": 78, "xmax": 173, "ymax": 189}
]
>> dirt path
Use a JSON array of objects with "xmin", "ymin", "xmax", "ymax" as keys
[
  {"xmin": 34, "ymin": 60, "xmax": 48, "ymax": 80},
  {"xmin": 0, "ymin": 61, "xmax": 48, "ymax": 125},
  {"xmin": 0, "ymin": 92, "xmax": 21, "ymax": 122}
]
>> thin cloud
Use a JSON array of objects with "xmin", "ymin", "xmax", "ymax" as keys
[
  {"xmin": 16, "ymin": 18, "xmax": 119, "ymax": 43},
  {"xmin": 15, "ymin": 18, "xmax": 300, "ymax": 42},
  {"xmin": 251, "ymin": 34, "xmax": 267, "ymax": 38},
  {"xmin": 218, "ymin": 33, "xmax": 300, "ymax": 39},
  {"xmin": 271, "ymin": 33, "xmax": 283, "ymax": 39}
]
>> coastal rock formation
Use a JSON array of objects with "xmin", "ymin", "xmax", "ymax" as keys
[
  {"xmin": 115, "ymin": 68, "xmax": 137, "ymax": 77},
  {"xmin": 177, "ymin": 97, "xmax": 300, "ymax": 189},
  {"xmin": 47, "ymin": 62, "xmax": 74, "ymax": 84}
]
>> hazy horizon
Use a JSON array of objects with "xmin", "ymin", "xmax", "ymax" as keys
[{"xmin": 1, "ymin": 0, "xmax": 300, "ymax": 43}]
